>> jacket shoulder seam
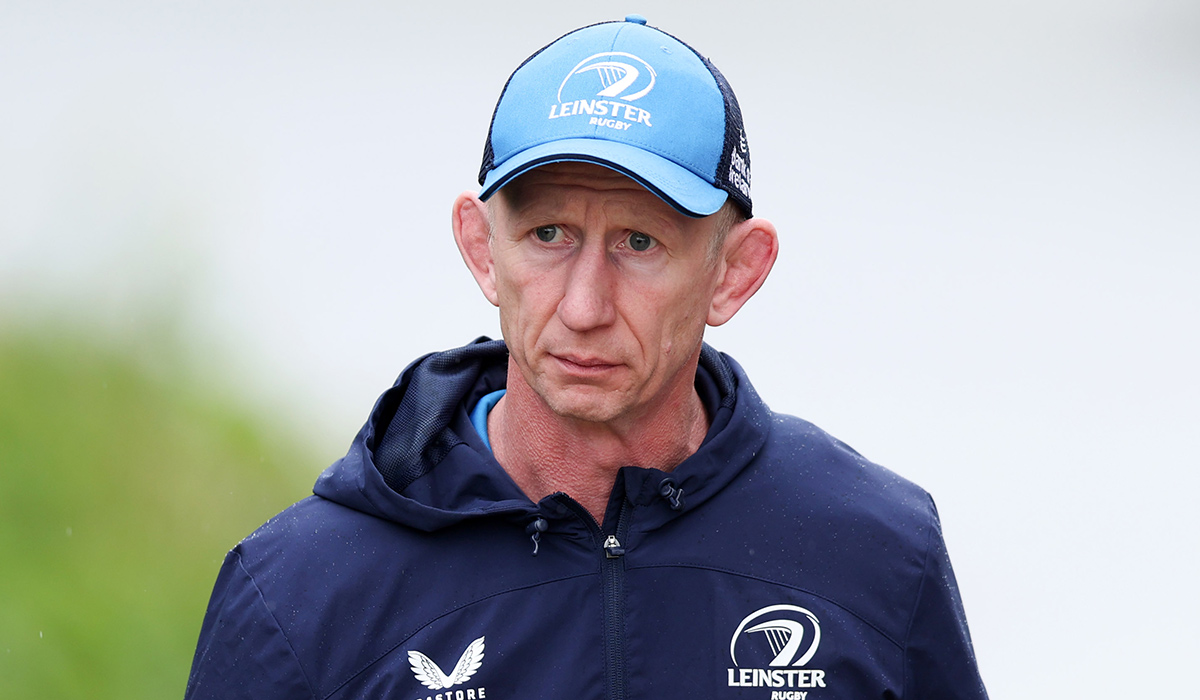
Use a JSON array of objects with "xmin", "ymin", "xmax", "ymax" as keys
[
  {"xmin": 628, "ymin": 562, "xmax": 905, "ymax": 650},
  {"xmin": 236, "ymin": 552, "xmax": 318, "ymax": 699},
  {"xmin": 899, "ymin": 493, "xmax": 940, "ymax": 697}
]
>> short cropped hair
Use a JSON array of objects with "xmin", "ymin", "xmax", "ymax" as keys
[{"xmin": 707, "ymin": 201, "xmax": 746, "ymax": 264}]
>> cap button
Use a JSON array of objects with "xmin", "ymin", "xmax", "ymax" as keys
[{"xmin": 624, "ymin": 14, "xmax": 647, "ymax": 25}]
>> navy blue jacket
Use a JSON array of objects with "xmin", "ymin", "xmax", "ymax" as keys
[{"xmin": 186, "ymin": 339, "xmax": 987, "ymax": 699}]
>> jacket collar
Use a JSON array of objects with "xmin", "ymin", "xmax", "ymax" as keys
[{"xmin": 314, "ymin": 338, "xmax": 771, "ymax": 533}]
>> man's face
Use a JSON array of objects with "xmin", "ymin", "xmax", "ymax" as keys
[{"xmin": 488, "ymin": 163, "xmax": 727, "ymax": 426}]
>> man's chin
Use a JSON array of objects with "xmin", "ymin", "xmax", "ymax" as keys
[{"xmin": 538, "ymin": 386, "xmax": 627, "ymax": 425}]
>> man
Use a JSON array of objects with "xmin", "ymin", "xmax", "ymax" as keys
[{"xmin": 186, "ymin": 15, "xmax": 988, "ymax": 700}]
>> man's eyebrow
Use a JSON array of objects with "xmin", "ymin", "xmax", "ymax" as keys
[{"xmin": 495, "ymin": 187, "xmax": 545, "ymax": 221}]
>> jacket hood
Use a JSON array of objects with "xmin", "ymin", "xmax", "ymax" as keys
[{"xmin": 313, "ymin": 338, "xmax": 772, "ymax": 532}]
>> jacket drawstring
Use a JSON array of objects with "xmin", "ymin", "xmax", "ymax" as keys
[
  {"xmin": 658, "ymin": 478, "xmax": 685, "ymax": 511},
  {"xmin": 525, "ymin": 517, "xmax": 549, "ymax": 556}
]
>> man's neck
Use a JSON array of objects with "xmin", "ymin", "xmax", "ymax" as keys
[{"xmin": 488, "ymin": 362, "xmax": 709, "ymax": 524}]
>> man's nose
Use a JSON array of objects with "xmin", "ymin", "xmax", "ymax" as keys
[{"xmin": 556, "ymin": 244, "xmax": 617, "ymax": 332}]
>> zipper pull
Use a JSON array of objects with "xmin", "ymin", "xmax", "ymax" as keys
[{"xmin": 603, "ymin": 535, "xmax": 625, "ymax": 559}]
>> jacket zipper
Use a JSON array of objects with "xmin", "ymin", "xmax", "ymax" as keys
[
  {"xmin": 553, "ymin": 493, "xmax": 632, "ymax": 700},
  {"xmin": 601, "ymin": 501, "xmax": 631, "ymax": 700}
]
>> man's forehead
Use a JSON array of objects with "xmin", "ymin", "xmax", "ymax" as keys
[
  {"xmin": 505, "ymin": 163, "xmax": 730, "ymax": 225},
  {"xmin": 503, "ymin": 162, "xmax": 654, "ymax": 199},
  {"xmin": 491, "ymin": 163, "xmax": 725, "ymax": 245},
  {"xmin": 494, "ymin": 164, "xmax": 698, "ymax": 231}
]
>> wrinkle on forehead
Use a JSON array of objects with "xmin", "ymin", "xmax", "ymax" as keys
[{"xmin": 495, "ymin": 162, "xmax": 705, "ymax": 241}]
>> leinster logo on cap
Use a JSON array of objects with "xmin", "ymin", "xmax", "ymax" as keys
[
  {"xmin": 548, "ymin": 52, "xmax": 657, "ymax": 131},
  {"xmin": 557, "ymin": 52, "xmax": 657, "ymax": 102}
]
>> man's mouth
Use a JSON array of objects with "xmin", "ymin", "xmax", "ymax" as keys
[{"xmin": 551, "ymin": 354, "xmax": 619, "ymax": 372}]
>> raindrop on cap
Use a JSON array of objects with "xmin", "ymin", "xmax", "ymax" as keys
[{"xmin": 625, "ymin": 14, "xmax": 647, "ymax": 25}]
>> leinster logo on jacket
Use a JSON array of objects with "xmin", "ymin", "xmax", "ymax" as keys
[
  {"xmin": 728, "ymin": 606, "xmax": 829, "ymax": 697},
  {"xmin": 409, "ymin": 636, "xmax": 487, "ymax": 699}
]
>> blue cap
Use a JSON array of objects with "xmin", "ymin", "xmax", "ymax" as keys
[{"xmin": 478, "ymin": 16, "xmax": 752, "ymax": 217}]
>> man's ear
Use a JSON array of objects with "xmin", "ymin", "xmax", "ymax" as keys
[
  {"xmin": 452, "ymin": 191, "xmax": 499, "ymax": 307},
  {"xmin": 707, "ymin": 217, "xmax": 779, "ymax": 326}
]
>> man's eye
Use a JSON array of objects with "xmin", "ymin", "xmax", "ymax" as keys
[
  {"xmin": 627, "ymin": 231, "xmax": 656, "ymax": 252},
  {"xmin": 534, "ymin": 225, "xmax": 565, "ymax": 243}
]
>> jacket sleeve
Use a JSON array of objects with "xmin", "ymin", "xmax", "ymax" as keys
[
  {"xmin": 902, "ymin": 502, "xmax": 989, "ymax": 699},
  {"xmin": 185, "ymin": 549, "xmax": 315, "ymax": 700}
]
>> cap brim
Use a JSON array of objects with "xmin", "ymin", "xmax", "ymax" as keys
[{"xmin": 479, "ymin": 138, "xmax": 728, "ymax": 218}]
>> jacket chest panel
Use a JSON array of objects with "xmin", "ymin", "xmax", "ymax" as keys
[{"xmin": 324, "ymin": 559, "xmax": 903, "ymax": 700}]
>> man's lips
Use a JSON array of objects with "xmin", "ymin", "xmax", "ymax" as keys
[{"xmin": 551, "ymin": 354, "xmax": 620, "ymax": 371}]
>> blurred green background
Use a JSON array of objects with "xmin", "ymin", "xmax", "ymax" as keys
[{"xmin": 0, "ymin": 322, "xmax": 320, "ymax": 698}]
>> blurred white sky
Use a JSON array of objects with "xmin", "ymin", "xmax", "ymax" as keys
[{"xmin": 2, "ymin": 1, "xmax": 1198, "ymax": 695}]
